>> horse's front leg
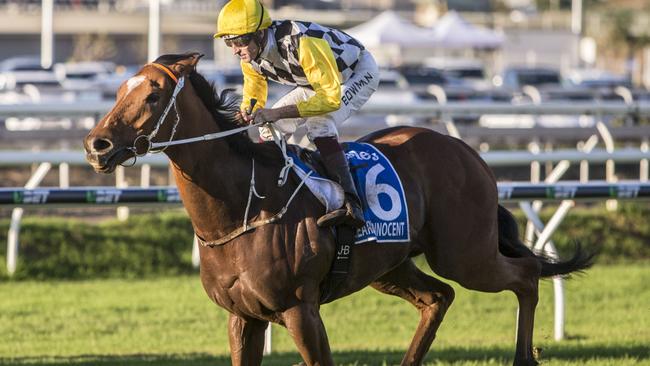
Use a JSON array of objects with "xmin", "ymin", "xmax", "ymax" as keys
[
  {"xmin": 283, "ymin": 303, "xmax": 334, "ymax": 366},
  {"xmin": 228, "ymin": 313, "xmax": 268, "ymax": 366}
]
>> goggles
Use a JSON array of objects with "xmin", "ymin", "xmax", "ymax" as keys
[{"xmin": 224, "ymin": 33, "xmax": 255, "ymax": 48}]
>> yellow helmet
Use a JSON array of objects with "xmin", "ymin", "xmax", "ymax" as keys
[{"xmin": 214, "ymin": 0, "xmax": 272, "ymax": 39}]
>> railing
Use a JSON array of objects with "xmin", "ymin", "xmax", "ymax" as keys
[
  {"xmin": 3, "ymin": 181, "xmax": 650, "ymax": 346},
  {"xmin": 2, "ymin": 147, "xmax": 648, "ymax": 166},
  {"xmin": 5, "ymin": 182, "xmax": 650, "ymax": 207},
  {"xmin": 0, "ymin": 100, "xmax": 648, "ymax": 117},
  {"xmin": 2, "ymin": 147, "xmax": 649, "ymax": 184}
]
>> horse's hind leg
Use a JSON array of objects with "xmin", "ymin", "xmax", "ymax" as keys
[
  {"xmin": 228, "ymin": 313, "xmax": 268, "ymax": 366},
  {"xmin": 435, "ymin": 252, "xmax": 541, "ymax": 366},
  {"xmin": 282, "ymin": 303, "xmax": 334, "ymax": 366},
  {"xmin": 484, "ymin": 256, "xmax": 541, "ymax": 366},
  {"xmin": 371, "ymin": 259, "xmax": 455, "ymax": 366},
  {"xmin": 506, "ymin": 256, "xmax": 541, "ymax": 366}
]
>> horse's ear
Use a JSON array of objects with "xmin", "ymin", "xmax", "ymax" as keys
[{"xmin": 172, "ymin": 52, "xmax": 204, "ymax": 77}]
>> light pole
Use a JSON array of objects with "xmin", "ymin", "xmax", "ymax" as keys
[
  {"xmin": 148, "ymin": 0, "xmax": 161, "ymax": 62},
  {"xmin": 41, "ymin": 0, "xmax": 54, "ymax": 69},
  {"xmin": 571, "ymin": 0, "xmax": 584, "ymax": 67}
]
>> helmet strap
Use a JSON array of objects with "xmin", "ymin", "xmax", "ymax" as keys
[
  {"xmin": 255, "ymin": 1, "xmax": 265, "ymax": 32},
  {"xmin": 253, "ymin": 29, "xmax": 266, "ymax": 61}
]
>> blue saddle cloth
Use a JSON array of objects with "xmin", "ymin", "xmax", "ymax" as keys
[{"xmin": 289, "ymin": 142, "xmax": 410, "ymax": 244}]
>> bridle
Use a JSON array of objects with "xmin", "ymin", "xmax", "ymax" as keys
[
  {"xmin": 123, "ymin": 62, "xmax": 308, "ymax": 247},
  {"xmin": 125, "ymin": 62, "xmax": 263, "ymax": 162},
  {"xmin": 127, "ymin": 63, "xmax": 185, "ymax": 159}
]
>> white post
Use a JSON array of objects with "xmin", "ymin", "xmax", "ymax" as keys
[
  {"xmin": 643, "ymin": 47, "xmax": 650, "ymax": 90},
  {"xmin": 263, "ymin": 324, "xmax": 272, "ymax": 355},
  {"xmin": 578, "ymin": 135, "xmax": 599, "ymax": 183},
  {"xmin": 571, "ymin": 0, "xmax": 584, "ymax": 36},
  {"xmin": 116, "ymin": 166, "xmax": 129, "ymax": 221},
  {"xmin": 534, "ymin": 206, "xmax": 570, "ymax": 344},
  {"xmin": 525, "ymin": 141, "xmax": 541, "ymax": 245},
  {"xmin": 427, "ymin": 85, "xmax": 460, "ymax": 139},
  {"xmin": 614, "ymin": 86, "xmax": 634, "ymax": 126},
  {"xmin": 41, "ymin": 0, "xmax": 54, "ymax": 69},
  {"xmin": 7, "ymin": 209, "xmax": 23, "ymax": 276},
  {"xmin": 140, "ymin": 164, "xmax": 151, "ymax": 188},
  {"xmin": 553, "ymin": 275, "xmax": 565, "ymax": 341},
  {"xmin": 641, "ymin": 140, "xmax": 649, "ymax": 182},
  {"xmin": 571, "ymin": 0, "xmax": 584, "ymax": 67},
  {"xmin": 59, "ymin": 163, "xmax": 69, "ymax": 188},
  {"xmin": 596, "ymin": 121, "xmax": 617, "ymax": 210},
  {"xmin": 192, "ymin": 235, "xmax": 200, "ymax": 268},
  {"xmin": 7, "ymin": 162, "xmax": 52, "ymax": 276},
  {"xmin": 526, "ymin": 160, "xmax": 570, "ymax": 244},
  {"xmin": 148, "ymin": 0, "xmax": 161, "ymax": 62},
  {"xmin": 519, "ymin": 200, "xmax": 572, "ymax": 341},
  {"xmin": 532, "ymin": 200, "xmax": 575, "ymax": 253}
]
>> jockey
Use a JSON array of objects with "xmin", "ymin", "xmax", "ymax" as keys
[{"xmin": 214, "ymin": 0, "xmax": 379, "ymax": 229}]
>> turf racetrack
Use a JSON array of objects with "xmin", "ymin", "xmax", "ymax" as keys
[{"xmin": 1, "ymin": 263, "xmax": 648, "ymax": 366}]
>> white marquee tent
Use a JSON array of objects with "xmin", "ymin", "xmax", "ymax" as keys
[
  {"xmin": 345, "ymin": 11, "xmax": 439, "ymax": 65},
  {"xmin": 345, "ymin": 10, "xmax": 438, "ymax": 48},
  {"xmin": 345, "ymin": 10, "xmax": 503, "ymax": 65},
  {"xmin": 430, "ymin": 11, "xmax": 504, "ymax": 49}
]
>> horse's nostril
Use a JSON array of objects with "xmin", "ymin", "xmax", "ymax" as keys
[{"xmin": 92, "ymin": 138, "xmax": 113, "ymax": 153}]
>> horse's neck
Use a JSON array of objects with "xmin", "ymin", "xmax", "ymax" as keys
[{"xmin": 162, "ymin": 95, "xmax": 256, "ymax": 240}]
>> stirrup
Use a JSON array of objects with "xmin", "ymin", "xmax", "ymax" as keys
[
  {"xmin": 317, "ymin": 208, "xmax": 348, "ymax": 227},
  {"xmin": 317, "ymin": 203, "xmax": 365, "ymax": 228}
]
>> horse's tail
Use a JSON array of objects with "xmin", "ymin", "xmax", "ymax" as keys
[{"xmin": 497, "ymin": 204, "xmax": 595, "ymax": 278}]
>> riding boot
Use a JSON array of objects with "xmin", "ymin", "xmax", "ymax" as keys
[{"xmin": 316, "ymin": 150, "xmax": 366, "ymax": 228}]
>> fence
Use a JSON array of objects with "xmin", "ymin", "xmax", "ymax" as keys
[
  {"xmin": 2, "ymin": 99, "xmax": 650, "ymax": 348},
  {"xmin": 1, "ymin": 100, "xmax": 648, "ymax": 118},
  {"xmin": 2, "ymin": 146, "xmax": 649, "ymax": 191},
  {"xmin": 3, "ymin": 181, "xmax": 650, "ymax": 347}
]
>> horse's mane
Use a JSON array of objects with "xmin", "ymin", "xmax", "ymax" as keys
[{"xmin": 154, "ymin": 54, "xmax": 282, "ymax": 164}]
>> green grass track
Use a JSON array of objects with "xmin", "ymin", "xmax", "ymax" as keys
[{"xmin": 1, "ymin": 263, "xmax": 648, "ymax": 365}]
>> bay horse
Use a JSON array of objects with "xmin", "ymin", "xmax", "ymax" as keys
[{"xmin": 84, "ymin": 53, "xmax": 592, "ymax": 366}]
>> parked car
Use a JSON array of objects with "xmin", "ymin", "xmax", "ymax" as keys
[
  {"xmin": 0, "ymin": 57, "xmax": 79, "ymax": 129},
  {"xmin": 424, "ymin": 58, "xmax": 490, "ymax": 90},
  {"xmin": 197, "ymin": 61, "xmax": 244, "ymax": 91},
  {"xmin": 54, "ymin": 61, "xmax": 116, "ymax": 89},
  {"xmin": 565, "ymin": 68, "xmax": 632, "ymax": 90},
  {"xmin": 494, "ymin": 66, "xmax": 562, "ymax": 90},
  {"xmin": 371, "ymin": 69, "xmax": 418, "ymax": 104},
  {"xmin": 395, "ymin": 65, "xmax": 448, "ymax": 97},
  {"xmin": 0, "ymin": 55, "xmax": 63, "ymax": 99},
  {"xmin": 0, "ymin": 56, "xmax": 50, "ymax": 72}
]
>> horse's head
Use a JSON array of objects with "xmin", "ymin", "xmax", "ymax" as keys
[{"xmin": 84, "ymin": 52, "xmax": 203, "ymax": 173}]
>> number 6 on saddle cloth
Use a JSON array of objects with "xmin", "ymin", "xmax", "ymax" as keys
[
  {"xmin": 288, "ymin": 141, "xmax": 410, "ymax": 303},
  {"xmin": 288, "ymin": 141, "xmax": 410, "ymax": 244}
]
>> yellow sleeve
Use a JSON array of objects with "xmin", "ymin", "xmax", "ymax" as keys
[
  {"xmin": 240, "ymin": 61, "xmax": 267, "ymax": 112},
  {"xmin": 296, "ymin": 36, "xmax": 342, "ymax": 117}
]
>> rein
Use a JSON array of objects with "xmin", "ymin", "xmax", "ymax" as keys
[
  {"xmin": 130, "ymin": 62, "xmax": 305, "ymax": 247},
  {"xmin": 197, "ymin": 160, "xmax": 312, "ymax": 247}
]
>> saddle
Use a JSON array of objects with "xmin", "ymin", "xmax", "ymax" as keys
[
  {"xmin": 285, "ymin": 142, "xmax": 410, "ymax": 303},
  {"xmin": 286, "ymin": 145, "xmax": 354, "ymax": 304},
  {"xmin": 287, "ymin": 145, "xmax": 327, "ymax": 179}
]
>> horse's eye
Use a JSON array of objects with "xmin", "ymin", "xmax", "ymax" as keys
[{"xmin": 146, "ymin": 93, "xmax": 160, "ymax": 104}]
